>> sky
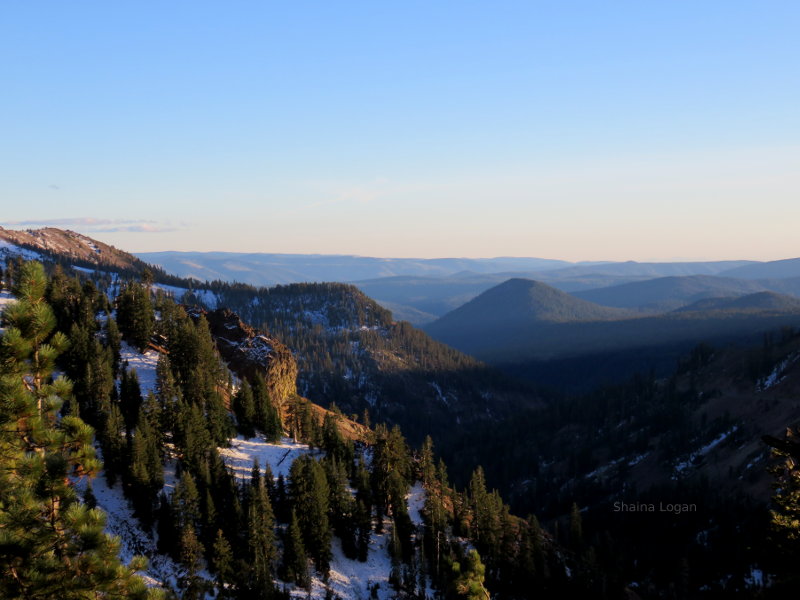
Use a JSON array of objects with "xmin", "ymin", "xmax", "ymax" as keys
[{"xmin": 2, "ymin": 1, "xmax": 799, "ymax": 261}]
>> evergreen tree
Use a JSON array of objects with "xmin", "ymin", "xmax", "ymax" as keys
[
  {"xmin": 129, "ymin": 409, "xmax": 164, "ymax": 524},
  {"xmin": 119, "ymin": 366, "xmax": 143, "ymax": 434},
  {"xmin": 154, "ymin": 353, "xmax": 180, "ymax": 437},
  {"xmin": 172, "ymin": 472, "xmax": 202, "ymax": 539},
  {"xmin": 246, "ymin": 467, "xmax": 277, "ymax": 599},
  {"xmin": 232, "ymin": 379, "xmax": 257, "ymax": 438},
  {"xmin": 282, "ymin": 509, "xmax": 311, "ymax": 588},
  {"xmin": 0, "ymin": 262, "xmax": 156, "ymax": 599},
  {"xmin": 100, "ymin": 401, "xmax": 126, "ymax": 487},
  {"xmin": 116, "ymin": 281, "xmax": 155, "ymax": 352},
  {"xmin": 212, "ymin": 529, "xmax": 236, "ymax": 598},
  {"xmin": 354, "ymin": 499, "xmax": 372, "ymax": 562},
  {"xmin": 253, "ymin": 373, "xmax": 282, "ymax": 442},
  {"xmin": 325, "ymin": 457, "xmax": 357, "ymax": 559},
  {"xmin": 105, "ymin": 313, "xmax": 122, "ymax": 376},
  {"xmin": 449, "ymin": 550, "xmax": 490, "ymax": 600},
  {"xmin": 765, "ymin": 426, "xmax": 800, "ymax": 583},
  {"xmin": 178, "ymin": 525, "xmax": 206, "ymax": 600},
  {"xmin": 290, "ymin": 454, "xmax": 332, "ymax": 574}
]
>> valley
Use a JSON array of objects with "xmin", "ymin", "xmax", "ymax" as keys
[{"xmin": 2, "ymin": 227, "xmax": 800, "ymax": 599}]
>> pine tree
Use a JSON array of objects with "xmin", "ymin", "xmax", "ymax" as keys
[
  {"xmin": 232, "ymin": 379, "xmax": 257, "ymax": 438},
  {"xmin": 129, "ymin": 409, "xmax": 164, "ymax": 524},
  {"xmin": 765, "ymin": 426, "xmax": 800, "ymax": 582},
  {"xmin": 420, "ymin": 435, "xmax": 436, "ymax": 488},
  {"xmin": 155, "ymin": 353, "xmax": 180, "ymax": 436},
  {"xmin": 116, "ymin": 281, "xmax": 155, "ymax": 352},
  {"xmin": 0, "ymin": 261, "xmax": 156, "ymax": 599},
  {"xmin": 178, "ymin": 525, "xmax": 206, "ymax": 600},
  {"xmin": 290, "ymin": 454, "xmax": 332, "ymax": 574},
  {"xmin": 449, "ymin": 550, "xmax": 490, "ymax": 600},
  {"xmin": 100, "ymin": 400, "xmax": 126, "ymax": 487},
  {"xmin": 105, "ymin": 313, "xmax": 122, "ymax": 376},
  {"xmin": 246, "ymin": 467, "xmax": 277, "ymax": 599},
  {"xmin": 212, "ymin": 529, "xmax": 236, "ymax": 598},
  {"xmin": 253, "ymin": 373, "xmax": 282, "ymax": 442},
  {"xmin": 119, "ymin": 366, "xmax": 143, "ymax": 434},
  {"xmin": 172, "ymin": 472, "xmax": 202, "ymax": 537},
  {"xmin": 282, "ymin": 509, "xmax": 310, "ymax": 588},
  {"xmin": 325, "ymin": 457, "xmax": 357, "ymax": 559}
]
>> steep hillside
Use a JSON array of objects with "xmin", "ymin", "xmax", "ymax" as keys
[
  {"xmin": 189, "ymin": 281, "xmax": 539, "ymax": 449},
  {"xmin": 0, "ymin": 229, "xmax": 539, "ymax": 456},
  {"xmin": 442, "ymin": 328, "xmax": 800, "ymax": 595},
  {"xmin": 573, "ymin": 274, "xmax": 770, "ymax": 312},
  {"xmin": 3, "ymin": 264, "xmax": 593, "ymax": 600},
  {"xmin": 0, "ymin": 226, "xmax": 186, "ymax": 285}
]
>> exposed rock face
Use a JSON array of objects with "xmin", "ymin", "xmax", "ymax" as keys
[{"xmin": 189, "ymin": 306, "xmax": 299, "ymax": 411}]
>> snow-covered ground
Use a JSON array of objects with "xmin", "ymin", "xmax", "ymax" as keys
[
  {"xmin": 757, "ymin": 353, "xmax": 799, "ymax": 391},
  {"xmin": 152, "ymin": 284, "xmax": 219, "ymax": 309},
  {"xmin": 407, "ymin": 482, "xmax": 426, "ymax": 528},
  {"xmin": 673, "ymin": 426, "xmax": 739, "ymax": 478},
  {"xmin": 0, "ymin": 240, "xmax": 43, "ymax": 261},
  {"xmin": 74, "ymin": 467, "xmax": 186, "ymax": 593},
  {"xmin": 120, "ymin": 341, "xmax": 160, "ymax": 396},
  {"xmin": 76, "ymin": 342, "xmax": 428, "ymax": 600},
  {"xmin": 219, "ymin": 436, "xmax": 317, "ymax": 481},
  {"xmin": 293, "ymin": 481, "xmax": 430, "ymax": 600},
  {"xmin": 0, "ymin": 288, "xmax": 15, "ymax": 334}
]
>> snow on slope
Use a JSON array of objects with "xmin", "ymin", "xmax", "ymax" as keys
[
  {"xmin": 0, "ymin": 239, "xmax": 43, "ymax": 261},
  {"xmin": 219, "ymin": 436, "xmax": 317, "ymax": 481},
  {"xmin": 120, "ymin": 341, "xmax": 160, "ymax": 395},
  {"xmin": 79, "ymin": 344, "xmax": 430, "ymax": 600},
  {"xmin": 74, "ymin": 471, "xmax": 186, "ymax": 592},
  {"xmin": 0, "ymin": 288, "xmax": 15, "ymax": 334},
  {"xmin": 152, "ymin": 284, "xmax": 219, "ymax": 309},
  {"xmin": 219, "ymin": 436, "xmax": 431, "ymax": 600}
]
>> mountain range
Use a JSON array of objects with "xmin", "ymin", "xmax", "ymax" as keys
[{"xmin": 4, "ymin": 226, "xmax": 800, "ymax": 595}]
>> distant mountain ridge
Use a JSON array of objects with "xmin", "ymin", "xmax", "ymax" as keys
[
  {"xmin": 425, "ymin": 278, "xmax": 800, "ymax": 389},
  {"xmin": 424, "ymin": 278, "xmax": 633, "ymax": 357},
  {"xmin": 135, "ymin": 251, "xmax": 573, "ymax": 285},
  {"xmin": 572, "ymin": 274, "xmax": 771, "ymax": 312},
  {"xmin": 675, "ymin": 291, "xmax": 800, "ymax": 314}
]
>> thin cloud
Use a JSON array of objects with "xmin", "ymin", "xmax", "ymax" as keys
[
  {"xmin": 92, "ymin": 224, "xmax": 178, "ymax": 233},
  {"xmin": 2, "ymin": 218, "xmax": 176, "ymax": 233},
  {"xmin": 5, "ymin": 217, "xmax": 156, "ymax": 227}
]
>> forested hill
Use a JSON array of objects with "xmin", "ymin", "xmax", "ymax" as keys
[
  {"xmin": 0, "ymin": 229, "xmax": 541, "ymax": 472},
  {"xmin": 0, "ymin": 226, "xmax": 187, "ymax": 286},
  {"xmin": 184, "ymin": 281, "xmax": 540, "ymax": 452}
]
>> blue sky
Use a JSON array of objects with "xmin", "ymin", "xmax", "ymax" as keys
[{"xmin": 2, "ymin": 1, "xmax": 798, "ymax": 260}]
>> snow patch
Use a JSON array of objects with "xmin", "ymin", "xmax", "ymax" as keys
[
  {"xmin": 757, "ymin": 353, "xmax": 799, "ymax": 391},
  {"xmin": 119, "ymin": 341, "xmax": 160, "ymax": 396},
  {"xmin": 0, "ymin": 240, "xmax": 43, "ymax": 261},
  {"xmin": 0, "ymin": 288, "xmax": 15, "ymax": 334},
  {"xmin": 673, "ymin": 426, "xmax": 738, "ymax": 478},
  {"xmin": 406, "ymin": 482, "xmax": 426, "ymax": 528},
  {"xmin": 219, "ymin": 436, "xmax": 316, "ymax": 481},
  {"xmin": 74, "ymin": 469, "xmax": 183, "ymax": 594}
]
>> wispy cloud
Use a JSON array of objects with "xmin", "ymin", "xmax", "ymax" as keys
[
  {"xmin": 2, "ymin": 218, "xmax": 178, "ymax": 233},
  {"xmin": 94, "ymin": 224, "xmax": 179, "ymax": 233}
]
